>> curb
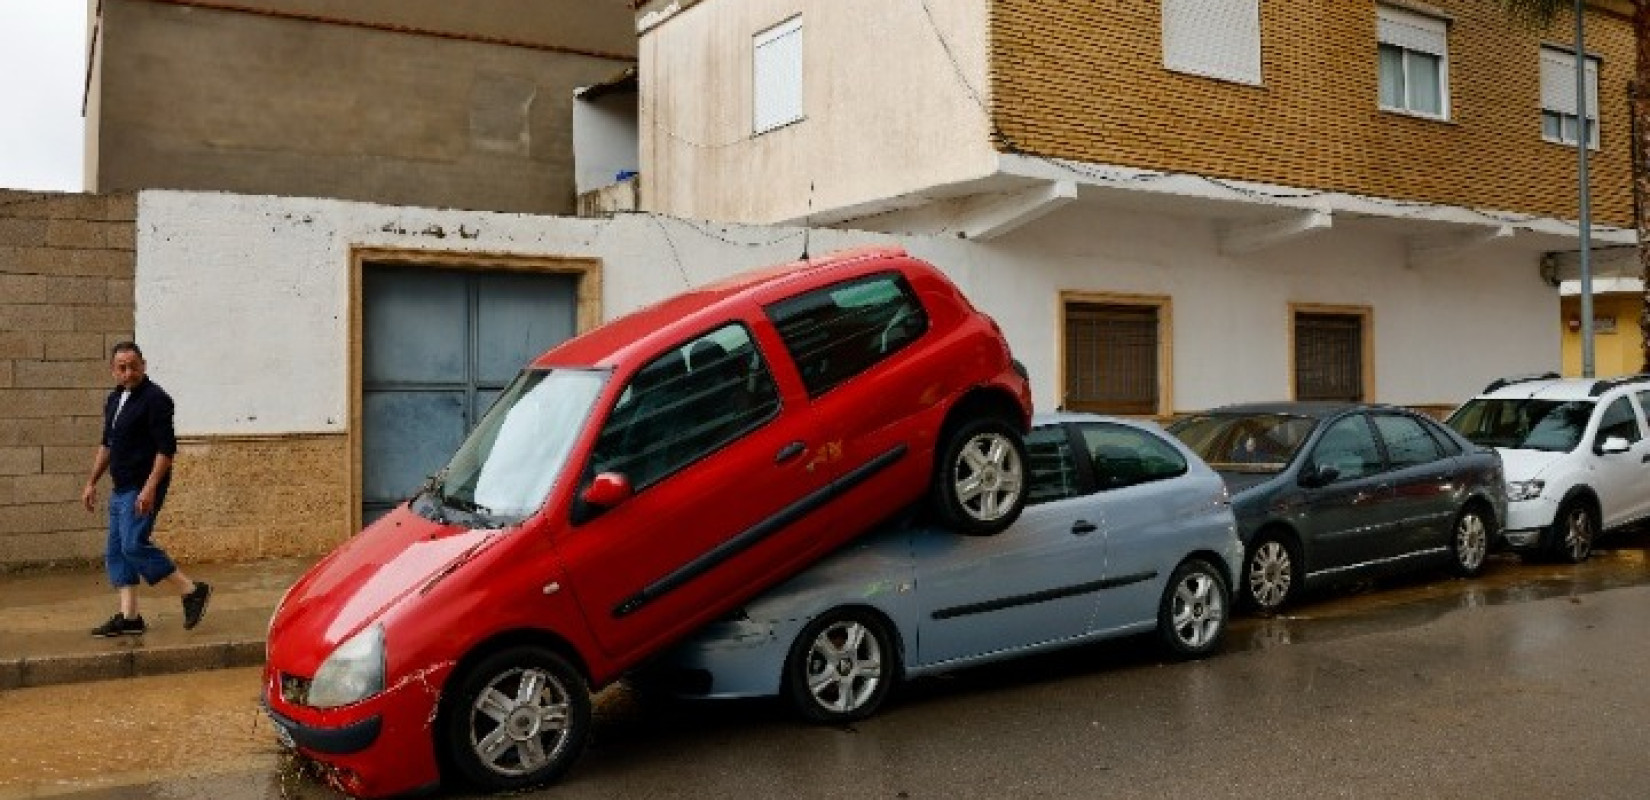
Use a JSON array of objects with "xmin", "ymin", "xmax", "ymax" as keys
[{"xmin": 0, "ymin": 640, "xmax": 265, "ymax": 690}]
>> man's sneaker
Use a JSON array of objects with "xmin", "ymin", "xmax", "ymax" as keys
[
  {"xmin": 91, "ymin": 613, "xmax": 146, "ymax": 637},
  {"xmin": 182, "ymin": 581, "xmax": 212, "ymax": 630}
]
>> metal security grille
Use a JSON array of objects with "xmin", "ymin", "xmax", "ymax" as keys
[
  {"xmin": 1064, "ymin": 303, "xmax": 1159, "ymax": 415},
  {"xmin": 1295, "ymin": 313, "xmax": 1364, "ymax": 401}
]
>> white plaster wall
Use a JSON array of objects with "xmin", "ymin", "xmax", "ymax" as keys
[
  {"xmin": 639, "ymin": 0, "xmax": 996, "ymax": 224},
  {"xmin": 572, "ymin": 92, "xmax": 640, "ymax": 195},
  {"xmin": 136, "ymin": 190, "xmax": 1558, "ymax": 436}
]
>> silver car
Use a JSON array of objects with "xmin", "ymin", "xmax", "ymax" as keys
[{"xmin": 651, "ymin": 412, "xmax": 1242, "ymax": 723}]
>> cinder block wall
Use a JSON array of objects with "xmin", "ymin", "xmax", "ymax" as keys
[
  {"xmin": 0, "ymin": 191, "xmax": 137, "ymax": 570},
  {"xmin": 991, "ymin": 0, "xmax": 1635, "ymax": 226}
]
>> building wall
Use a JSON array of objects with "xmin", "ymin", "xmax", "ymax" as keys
[
  {"xmin": 1561, "ymin": 293, "xmax": 1647, "ymax": 377},
  {"xmin": 0, "ymin": 191, "xmax": 136, "ymax": 569},
  {"xmin": 991, "ymin": 0, "xmax": 1636, "ymax": 227},
  {"xmin": 92, "ymin": 0, "xmax": 635, "ymax": 214},
  {"xmin": 115, "ymin": 190, "xmax": 1557, "ymax": 567},
  {"xmin": 638, "ymin": 0, "xmax": 997, "ymax": 224}
]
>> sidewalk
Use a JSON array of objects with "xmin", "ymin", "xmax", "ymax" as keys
[{"xmin": 0, "ymin": 557, "xmax": 314, "ymax": 690}]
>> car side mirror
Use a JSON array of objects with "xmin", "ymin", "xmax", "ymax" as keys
[
  {"xmin": 1598, "ymin": 436, "xmax": 1631, "ymax": 455},
  {"xmin": 1299, "ymin": 463, "xmax": 1340, "ymax": 489},
  {"xmin": 582, "ymin": 472, "xmax": 633, "ymax": 508}
]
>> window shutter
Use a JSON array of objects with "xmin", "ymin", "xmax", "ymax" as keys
[
  {"xmin": 1162, "ymin": 0, "xmax": 1262, "ymax": 85},
  {"xmin": 1539, "ymin": 47, "xmax": 1597, "ymax": 118},
  {"xmin": 1065, "ymin": 304, "xmax": 1160, "ymax": 415},
  {"xmin": 753, "ymin": 17, "xmax": 804, "ymax": 134},
  {"xmin": 1376, "ymin": 5, "xmax": 1446, "ymax": 57}
]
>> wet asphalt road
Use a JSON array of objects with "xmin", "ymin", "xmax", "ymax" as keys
[{"xmin": 7, "ymin": 530, "xmax": 1650, "ymax": 800}]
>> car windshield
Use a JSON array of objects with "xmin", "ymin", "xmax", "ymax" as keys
[
  {"xmin": 1168, "ymin": 413, "xmax": 1318, "ymax": 473},
  {"xmin": 1445, "ymin": 398, "xmax": 1593, "ymax": 453},
  {"xmin": 425, "ymin": 368, "xmax": 607, "ymax": 526}
]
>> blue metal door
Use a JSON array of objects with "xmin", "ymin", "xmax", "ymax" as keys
[{"xmin": 362, "ymin": 265, "xmax": 577, "ymax": 523}]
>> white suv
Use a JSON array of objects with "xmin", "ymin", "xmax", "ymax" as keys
[{"xmin": 1445, "ymin": 374, "xmax": 1650, "ymax": 562}]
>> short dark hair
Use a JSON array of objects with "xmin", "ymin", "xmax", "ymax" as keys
[{"xmin": 110, "ymin": 341, "xmax": 144, "ymax": 360}]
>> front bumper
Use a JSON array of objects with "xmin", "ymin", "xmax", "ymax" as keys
[
  {"xmin": 1500, "ymin": 497, "xmax": 1559, "ymax": 551},
  {"xmin": 262, "ymin": 660, "xmax": 454, "ymax": 798}
]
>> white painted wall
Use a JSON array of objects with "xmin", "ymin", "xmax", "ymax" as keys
[
  {"xmin": 572, "ymin": 92, "xmax": 639, "ymax": 195},
  {"xmin": 639, "ymin": 0, "xmax": 996, "ymax": 224},
  {"xmin": 136, "ymin": 190, "xmax": 1557, "ymax": 436}
]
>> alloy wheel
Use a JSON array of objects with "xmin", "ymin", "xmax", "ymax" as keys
[
  {"xmin": 1247, "ymin": 540, "xmax": 1293, "ymax": 610},
  {"xmin": 1454, "ymin": 511, "xmax": 1488, "ymax": 573},
  {"xmin": 952, "ymin": 431, "xmax": 1024, "ymax": 524},
  {"xmin": 467, "ymin": 666, "xmax": 577, "ymax": 778},
  {"xmin": 803, "ymin": 620, "xmax": 885, "ymax": 715},
  {"xmin": 1169, "ymin": 568, "xmax": 1225, "ymax": 650}
]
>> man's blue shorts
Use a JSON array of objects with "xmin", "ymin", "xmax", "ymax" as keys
[{"xmin": 105, "ymin": 489, "xmax": 177, "ymax": 587}]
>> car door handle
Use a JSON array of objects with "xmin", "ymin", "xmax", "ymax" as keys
[
  {"xmin": 1071, "ymin": 521, "xmax": 1098, "ymax": 536},
  {"xmin": 775, "ymin": 441, "xmax": 805, "ymax": 464}
]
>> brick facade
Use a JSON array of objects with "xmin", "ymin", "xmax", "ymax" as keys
[
  {"xmin": 990, "ymin": 0, "xmax": 1635, "ymax": 226},
  {"xmin": 0, "ymin": 191, "xmax": 136, "ymax": 569}
]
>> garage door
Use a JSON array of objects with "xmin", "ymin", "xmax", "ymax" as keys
[{"xmin": 362, "ymin": 264, "xmax": 578, "ymax": 523}]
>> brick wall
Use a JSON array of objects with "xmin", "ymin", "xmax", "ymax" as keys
[
  {"xmin": 991, "ymin": 1, "xmax": 1635, "ymax": 227},
  {"xmin": 0, "ymin": 192, "xmax": 138, "ymax": 570}
]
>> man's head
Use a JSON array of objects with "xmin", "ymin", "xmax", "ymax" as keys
[{"xmin": 109, "ymin": 342, "xmax": 146, "ymax": 390}]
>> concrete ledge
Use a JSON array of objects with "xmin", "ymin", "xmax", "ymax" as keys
[{"xmin": 2, "ymin": 641, "xmax": 266, "ymax": 690}]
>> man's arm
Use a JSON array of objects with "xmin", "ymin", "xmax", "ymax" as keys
[
  {"xmin": 135, "ymin": 453, "xmax": 172, "ymax": 517},
  {"xmin": 82, "ymin": 445, "xmax": 111, "ymax": 512}
]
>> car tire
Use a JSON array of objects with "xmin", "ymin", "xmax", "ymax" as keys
[
  {"xmin": 443, "ymin": 646, "xmax": 591, "ymax": 793},
  {"xmin": 1448, "ymin": 505, "xmax": 1491, "ymax": 577},
  {"xmin": 931, "ymin": 416, "xmax": 1029, "ymax": 536},
  {"xmin": 1157, "ymin": 558, "xmax": 1229, "ymax": 659},
  {"xmin": 1243, "ymin": 533, "xmax": 1300, "ymax": 614},
  {"xmin": 783, "ymin": 609, "xmax": 898, "ymax": 724},
  {"xmin": 1550, "ymin": 499, "xmax": 1596, "ymax": 564}
]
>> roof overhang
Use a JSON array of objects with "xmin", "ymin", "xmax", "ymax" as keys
[{"xmin": 804, "ymin": 152, "xmax": 1635, "ymax": 264}]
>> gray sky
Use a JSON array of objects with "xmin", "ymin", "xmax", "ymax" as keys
[{"xmin": 0, "ymin": 0, "xmax": 88, "ymax": 192}]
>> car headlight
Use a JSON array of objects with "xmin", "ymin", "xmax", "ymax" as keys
[
  {"xmin": 1507, "ymin": 480, "xmax": 1546, "ymax": 502},
  {"xmin": 306, "ymin": 625, "xmax": 386, "ymax": 709}
]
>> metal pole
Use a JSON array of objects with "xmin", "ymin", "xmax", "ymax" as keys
[{"xmin": 1576, "ymin": 0, "xmax": 1595, "ymax": 378}]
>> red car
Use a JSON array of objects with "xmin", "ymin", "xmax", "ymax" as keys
[{"xmin": 262, "ymin": 246, "xmax": 1032, "ymax": 796}]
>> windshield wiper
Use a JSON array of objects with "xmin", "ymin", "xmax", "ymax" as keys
[{"xmin": 441, "ymin": 492, "xmax": 495, "ymax": 519}]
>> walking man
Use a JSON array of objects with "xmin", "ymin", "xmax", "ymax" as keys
[{"xmin": 82, "ymin": 342, "xmax": 210, "ymax": 636}]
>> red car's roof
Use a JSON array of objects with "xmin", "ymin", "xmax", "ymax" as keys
[{"xmin": 535, "ymin": 245, "xmax": 913, "ymax": 369}]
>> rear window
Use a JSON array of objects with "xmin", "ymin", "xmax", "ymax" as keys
[{"xmin": 765, "ymin": 273, "xmax": 928, "ymax": 397}]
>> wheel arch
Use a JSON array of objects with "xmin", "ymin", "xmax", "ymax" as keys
[
  {"xmin": 1180, "ymin": 549, "xmax": 1236, "ymax": 591},
  {"xmin": 942, "ymin": 386, "xmax": 1029, "ymax": 437},
  {"xmin": 1250, "ymin": 521, "xmax": 1306, "ymax": 573}
]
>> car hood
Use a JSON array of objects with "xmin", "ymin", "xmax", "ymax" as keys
[
  {"xmin": 1495, "ymin": 448, "xmax": 1567, "ymax": 483},
  {"xmin": 270, "ymin": 504, "xmax": 501, "ymax": 671}
]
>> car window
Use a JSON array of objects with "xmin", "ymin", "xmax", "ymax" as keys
[
  {"xmin": 1447, "ymin": 398, "xmax": 1594, "ymax": 452},
  {"xmin": 1596, "ymin": 396, "xmax": 1643, "ymax": 445},
  {"xmin": 1421, "ymin": 416, "xmax": 1464, "ymax": 456},
  {"xmin": 589, "ymin": 323, "xmax": 780, "ymax": 490},
  {"xmin": 1168, "ymin": 413, "xmax": 1316, "ymax": 473},
  {"xmin": 1309, "ymin": 415, "xmax": 1383, "ymax": 481},
  {"xmin": 1024, "ymin": 425, "xmax": 1081, "ymax": 506},
  {"xmin": 765, "ymin": 273, "xmax": 929, "ymax": 398},
  {"xmin": 1077, "ymin": 422, "xmax": 1188, "ymax": 491},
  {"xmin": 1372, "ymin": 414, "xmax": 1442, "ymax": 468}
]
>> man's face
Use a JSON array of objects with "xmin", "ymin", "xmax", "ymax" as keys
[{"xmin": 110, "ymin": 350, "xmax": 146, "ymax": 390}]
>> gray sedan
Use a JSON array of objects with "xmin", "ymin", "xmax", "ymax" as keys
[{"xmin": 650, "ymin": 413, "xmax": 1242, "ymax": 723}]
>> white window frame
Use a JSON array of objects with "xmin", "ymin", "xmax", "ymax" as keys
[
  {"xmin": 1376, "ymin": 5, "xmax": 1450, "ymax": 120},
  {"xmin": 1540, "ymin": 46, "xmax": 1600, "ymax": 150},
  {"xmin": 752, "ymin": 16, "xmax": 804, "ymax": 135},
  {"xmin": 1161, "ymin": 0, "xmax": 1263, "ymax": 86}
]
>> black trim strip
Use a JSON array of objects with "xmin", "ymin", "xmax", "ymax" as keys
[
  {"xmin": 263, "ymin": 701, "xmax": 382, "ymax": 755},
  {"xmin": 613, "ymin": 444, "xmax": 909, "ymax": 618},
  {"xmin": 931, "ymin": 570, "xmax": 1158, "ymax": 621}
]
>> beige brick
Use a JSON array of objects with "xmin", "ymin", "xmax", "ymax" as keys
[
  {"xmin": 0, "ymin": 417, "xmax": 102, "ymax": 447},
  {"xmin": 0, "ymin": 447, "xmax": 40, "ymax": 476},
  {"xmin": 71, "ymin": 305, "xmax": 134, "ymax": 333},
  {"xmin": 0, "ymin": 247, "xmax": 124, "ymax": 277},
  {"xmin": 0, "ymin": 219, "xmax": 48, "ymax": 248},
  {"xmin": 42, "ymin": 333, "xmax": 105, "ymax": 361},
  {"xmin": 14, "ymin": 359, "xmax": 107, "ymax": 389},
  {"xmin": 102, "ymin": 333, "xmax": 133, "ymax": 354},
  {"xmin": 105, "ymin": 279, "xmax": 134, "ymax": 306},
  {"xmin": 0, "ymin": 360, "xmax": 10, "ymax": 387},
  {"xmin": 0, "ymin": 332, "xmax": 43, "ymax": 359},
  {"xmin": 0, "ymin": 304, "xmax": 76, "ymax": 332},
  {"xmin": 0, "ymin": 473, "xmax": 85, "ymax": 505},
  {"xmin": 0, "ymin": 529, "xmax": 104, "ymax": 569},
  {"xmin": 0, "ymin": 501, "xmax": 87, "ymax": 534},
  {"xmin": 0, "ymin": 389, "xmax": 107, "ymax": 418},
  {"xmin": 0, "ymin": 274, "xmax": 108, "ymax": 305},
  {"xmin": 43, "ymin": 220, "xmax": 133, "ymax": 251},
  {"xmin": 42, "ymin": 444, "xmax": 96, "ymax": 473}
]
